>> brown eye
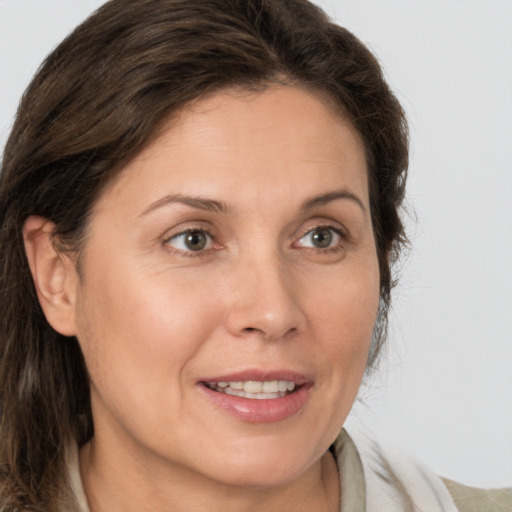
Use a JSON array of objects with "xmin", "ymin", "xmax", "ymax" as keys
[
  {"xmin": 183, "ymin": 231, "xmax": 208, "ymax": 251},
  {"xmin": 310, "ymin": 227, "xmax": 333, "ymax": 248},
  {"xmin": 165, "ymin": 229, "xmax": 212, "ymax": 253}
]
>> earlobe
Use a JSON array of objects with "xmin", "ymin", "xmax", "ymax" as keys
[{"xmin": 23, "ymin": 216, "xmax": 78, "ymax": 336}]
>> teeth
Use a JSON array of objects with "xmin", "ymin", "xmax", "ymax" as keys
[
  {"xmin": 244, "ymin": 381, "xmax": 262, "ymax": 393},
  {"xmin": 278, "ymin": 380, "xmax": 288, "ymax": 392},
  {"xmin": 224, "ymin": 387, "xmax": 244, "ymax": 397},
  {"xmin": 262, "ymin": 381, "xmax": 278, "ymax": 393},
  {"xmin": 207, "ymin": 380, "xmax": 297, "ymax": 399}
]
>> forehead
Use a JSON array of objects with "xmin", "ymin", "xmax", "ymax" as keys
[{"xmin": 96, "ymin": 85, "xmax": 369, "ymax": 216}]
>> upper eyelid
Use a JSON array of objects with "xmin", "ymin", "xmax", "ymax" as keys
[
  {"xmin": 167, "ymin": 229, "xmax": 212, "ymax": 241},
  {"xmin": 296, "ymin": 225, "xmax": 344, "ymax": 242},
  {"xmin": 296, "ymin": 221, "xmax": 347, "ymax": 239},
  {"xmin": 162, "ymin": 223, "xmax": 214, "ymax": 242},
  {"xmin": 303, "ymin": 223, "xmax": 344, "ymax": 233}
]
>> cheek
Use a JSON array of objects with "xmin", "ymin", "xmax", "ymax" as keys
[
  {"xmin": 74, "ymin": 261, "xmax": 221, "ymax": 403},
  {"xmin": 311, "ymin": 260, "xmax": 379, "ymax": 340},
  {"xmin": 305, "ymin": 256, "xmax": 380, "ymax": 390}
]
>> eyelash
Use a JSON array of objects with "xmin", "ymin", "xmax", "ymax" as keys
[
  {"xmin": 162, "ymin": 223, "xmax": 346, "ymax": 258},
  {"xmin": 163, "ymin": 227, "xmax": 217, "ymax": 258},
  {"xmin": 294, "ymin": 224, "xmax": 346, "ymax": 254}
]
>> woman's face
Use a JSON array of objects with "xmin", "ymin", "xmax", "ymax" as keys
[{"xmin": 73, "ymin": 85, "xmax": 379, "ymax": 487}]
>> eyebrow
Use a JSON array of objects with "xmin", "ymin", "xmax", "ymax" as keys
[
  {"xmin": 139, "ymin": 194, "xmax": 230, "ymax": 217},
  {"xmin": 139, "ymin": 188, "xmax": 365, "ymax": 218},
  {"xmin": 301, "ymin": 189, "xmax": 366, "ymax": 214}
]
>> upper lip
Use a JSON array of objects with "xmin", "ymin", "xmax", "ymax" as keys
[{"xmin": 199, "ymin": 369, "xmax": 311, "ymax": 386}]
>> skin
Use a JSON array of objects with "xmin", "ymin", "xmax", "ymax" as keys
[{"xmin": 24, "ymin": 85, "xmax": 380, "ymax": 512}]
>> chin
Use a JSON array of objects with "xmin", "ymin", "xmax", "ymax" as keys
[
  {"xmin": 208, "ymin": 457, "xmax": 314, "ymax": 489},
  {"xmin": 187, "ymin": 430, "xmax": 324, "ymax": 489}
]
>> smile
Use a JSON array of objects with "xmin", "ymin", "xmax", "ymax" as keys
[
  {"xmin": 205, "ymin": 380, "xmax": 297, "ymax": 399},
  {"xmin": 199, "ymin": 371, "xmax": 311, "ymax": 422}
]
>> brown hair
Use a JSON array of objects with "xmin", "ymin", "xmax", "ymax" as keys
[{"xmin": 0, "ymin": 0, "xmax": 408, "ymax": 509}]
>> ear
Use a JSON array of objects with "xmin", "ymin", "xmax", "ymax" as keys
[{"xmin": 23, "ymin": 216, "xmax": 78, "ymax": 336}]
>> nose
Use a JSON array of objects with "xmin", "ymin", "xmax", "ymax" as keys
[{"xmin": 224, "ymin": 252, "xmax": 305, "ymax": 341}]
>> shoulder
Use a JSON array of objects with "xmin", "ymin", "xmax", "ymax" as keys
[
  {"xmin": 442, "ymin": 478, "xmax": 512, "ymax": 512},
  {"xmin": 335, "ymin": 429, "xmax": 512, "ymax": 512},
  {"xmin": 340, "ymin": 429, "xmax": 458, "ymax": 511}
]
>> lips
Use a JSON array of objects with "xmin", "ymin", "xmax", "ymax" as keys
[{"xmin": 198, "ymin": 370, "xmax": 312, "ymax": 423}]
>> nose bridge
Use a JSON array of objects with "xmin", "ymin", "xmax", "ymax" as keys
[{"xmin": 225, "ymin": 244, "xmax": 303, "ymax": 340}]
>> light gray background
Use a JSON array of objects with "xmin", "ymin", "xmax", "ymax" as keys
[{"xmin": 1, "ymin": 0, "xmax": 511, "ymax": 488}]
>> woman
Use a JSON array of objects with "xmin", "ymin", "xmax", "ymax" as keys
[{"xmin": 0, "ymin": 1, "xmax": 510, "ymax": 511}]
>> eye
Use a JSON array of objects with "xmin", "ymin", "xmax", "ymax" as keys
[
  {"xmin": 165, "ymin": 229, "xmax": 212, "ymax": 253},
  {"xmin": 296, "ymin": 226, "xmax": 342, "ymax": 250}
]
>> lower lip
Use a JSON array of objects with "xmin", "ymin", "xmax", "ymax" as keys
[{"xmin": 199, "ymin": 384, "xmax": 311, "ymax": 423}]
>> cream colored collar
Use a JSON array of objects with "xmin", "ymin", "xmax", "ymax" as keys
[{"xmin": 334, "ymin": 429, "xmax": 458, "ymax": 512}]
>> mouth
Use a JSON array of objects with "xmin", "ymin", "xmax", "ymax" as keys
[
  {"xmin": 203, "ymin": 379, "xmax": 298, "ymax": 399},
  {"xmin": 198, "ymin": 371, "xmax": 311, "ymax": 422}
]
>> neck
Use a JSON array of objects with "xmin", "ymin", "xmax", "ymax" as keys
[{"xmin": 79, "ymin": 437, "xmax": 340, "ymax": 512}]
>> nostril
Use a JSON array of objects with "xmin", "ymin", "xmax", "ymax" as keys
[{"xmin": 240, "ymin": 325, "xmax": 298, "ymax": 340}]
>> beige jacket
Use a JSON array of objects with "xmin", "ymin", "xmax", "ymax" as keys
[
  {"xmin": 66, "ymin": 430, "xmax": 512, "ymax": 511},
  {"xmin": 333, "ymin": 430, "xmax": 512, "ymax": 512}
]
